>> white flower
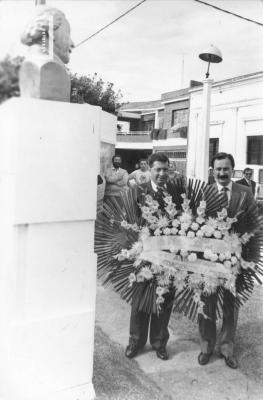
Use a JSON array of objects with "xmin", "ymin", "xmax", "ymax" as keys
[
  {"xmin": 240, "ymin": 232, "xmax": 254, "ymax": 244},
  {"xmin": 210, "ymin": 253, "xmax": 218, "ymax": 262},
  {"xmin": 150, "ymin": 200, "xmax": 159, "ymax": 212},
  {"xmin": 191, "ymin": 222, "xmax": 199, "ymax": 231},
  {"xmin": 241, "ymin": 259, "xmax": 249, "ymax": 270},
  {"xmin": 188, "ymin": 253, "xmax": 197, "ymax": 262},
  {"xmin": 164, "ymin": 195, "xmax": 173, "ymax": 205},
  {"xmin": 151, "ymin": 263, "xmax": 162, "ymax": 274},
  {"xmin": 154, "ymin": 228, "xmax": 162, "ymax": 236},
  {"xmin": 131, "ymin": 223, "xmax": 139, "ymax": 232},
  {"xmin": 180, "ymin": 249, "xmax": 189, "ymax": 258},
  {"xmin": 145, "ymin": 194, "xmax": 154, "ymax": 205},
  {"xmin": 196, "ymin": 230, "xmax": 204, "ymax": 238},
  {"xmin": 231, "ymin": 256, "xmax": 238, "ymax": 265},
  {"xmin": 163, "ymin": 227, "xmax": 171, "ymax": 235},
  {"xmin": 219, "ymin": 253, "xmax": 226, "ymax": 262},
  {"xmin": 156, "ymin": 296, "xmax": 165, "ymax": 304},
  {"xmin": 141, "ymin": 206, "xmax": 151, "ymax": 215},
  {"xmin": 156, "ymin": 286, "xmax": 169, "ymax": 296},
  {"xmin": 131, "ymin": 241, "xmax": 143, "ymax": 255},
  {"xmin": 187, "ymin": 231, "xmax": 195, "ymax": 238},
  {"xmin": 204, "ymin": 249, "xmax": 213, "ymax": 259},
  {"xmin": 180, "ymin": 212, "xmax": 192, "ymax": 224},
  {"xmin": 147, "ymin": 215, "xmax": 158, "ymax": 224},
  {"xmin": 139, "ymin": 267, "xmax": 153, "ymax": 280},
  {"xmin": 172, "ymin": 219, "xmax": 180, "ymax": 228},
  {"xmin": 217, "ymin": 208, "xmax": 228, "ymax": 220},
  {"xmin": 181, "ymin": 222, "xmax": 190, "ymax": 231},
  {"xmin": 140, "ymin": 227, "xmax": 150, "ymax": 240},
  {"xmin": 179, "ymin": 229, "xmax": 186, "ymax": 236},
  {"xmin": 137, "ymin": 275, "xmax": 145, "ymax": 282},
  {"xmin": 200, "ymin": 201, "xmax": 206, "ymax": 209},
  {"xmin": 224, "ymin": 260, "xmax": 232, "ymax": 269},
  {"xmin": 157, "ymin": 216, "xmax": 169, "ymax": 228},
  {"xmin": 196, "ymin": 216, "xmax": 205, "ymax": 224},
  {"xmin": 193, "ymin": 292, "xmax": 201, "ymax": 303},
  {"xmin": 170, "ymin": 227, "xmax": 178, "ymax": 235},
  {"xmin": 121, "ymin": 220, "xmax": 129, "ymax": 228},
  {"xmin": 213, "ymin": 230, "xmax": 222, "ymax": 239},
  {"xmin": 128, "ymin": 273, "xmax": 136, "ymax": 286},
  {"xmin": 206, "ymin": 217, "xmax": 218, "ymax": 229},
  {"xmin": 224, "ymin": 251, "xmax": 231, "ymax": 259}
]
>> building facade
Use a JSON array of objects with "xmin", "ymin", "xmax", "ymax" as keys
[
  {"xmin": 116, "ymin": 83, "xmax": 201, "ymax": 174},
  {"xmin": 187, "ymin": 71, "xmax": 263, "ymax": 198}
]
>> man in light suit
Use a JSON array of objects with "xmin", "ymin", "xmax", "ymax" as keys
[
  {"xmin": 125, "ymin": 152, "xmax": 177, "ymax": 361},
  {"xmin": 236, "ymin": 168, "xmax": 256, "ymax": 196},
  {"xmin": 198, "ymin": 152, "xmax": 257, "ymax": 369}
]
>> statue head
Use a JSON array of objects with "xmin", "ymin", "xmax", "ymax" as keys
[{"xmin": 21, "ymin": 7, "xmax": 74, "ymax": 64}]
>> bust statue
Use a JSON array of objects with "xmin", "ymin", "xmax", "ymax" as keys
[{"xmin": 19, "ymin": 7, "xmax": 74, "ymax": 101}]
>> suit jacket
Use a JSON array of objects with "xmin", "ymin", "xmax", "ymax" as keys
[
  {"xmin": 210, "ymin": 181, "xmax": 257, "ymax": 235},
  {"xmin": 138, "ymin": 180, "xmax": 185, "ymax": 210},
  {"xmin": 235, "ymin": 178, "xmax": 256, "ymax": 196}
]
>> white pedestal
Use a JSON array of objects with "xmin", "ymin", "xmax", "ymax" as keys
[{"xmin": 0, "ymin": 98, "xmax": 109, "ymax": 399}]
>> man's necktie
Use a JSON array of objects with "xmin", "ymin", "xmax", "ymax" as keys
[{"xmin": 220, "ymin": 187, "xmax": 229, "ymax": 207}]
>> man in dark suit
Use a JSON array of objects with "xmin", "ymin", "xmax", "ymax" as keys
[
  {"xmin": 125, "ymin": 152, "xmax": 174, "ymax": 361},
  {"xmin": 236, "ymin": 168, "xmax": 256, "ymax": 196},
  {"xmin": 198, "ymin": 153, "xmax": 257, "ymax": 369}
]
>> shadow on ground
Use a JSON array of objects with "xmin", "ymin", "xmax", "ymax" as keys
[
  {"xmin": 93, "ymin": 325, "xmax": 172, "ymax": 400},
  {"xmin": 169, "ymin": 286, "xmax": 263, "ymax": 381}
]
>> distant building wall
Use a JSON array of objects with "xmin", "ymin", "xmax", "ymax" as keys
[{"xmin": 187, "ymin": 73, "xmax": 263, "ymax": 196}]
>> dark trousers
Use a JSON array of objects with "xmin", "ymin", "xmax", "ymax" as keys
[
  {"xmin": 198, "ymin": 291, "xmax": 238, "ymax": 357},
  {"xmin": 129, "ymin": 300, "xmax": 173, "ymax": 350}
]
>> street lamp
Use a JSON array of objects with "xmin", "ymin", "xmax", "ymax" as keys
[{"xmin": 198, "ymin": 45, "xmax": 223, "ymax": 181}]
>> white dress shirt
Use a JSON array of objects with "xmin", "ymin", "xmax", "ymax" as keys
[{"xmin": 216, "ymin": 181, "xmax": 233, "ymax": 203}]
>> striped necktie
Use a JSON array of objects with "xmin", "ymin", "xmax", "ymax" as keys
[{"xmin": 220, "ymin": 187, "xmax": 229, "ymax": 207}]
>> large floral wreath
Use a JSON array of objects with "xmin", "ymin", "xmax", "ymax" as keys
[{"xmin": 95, "ymin": 179, "xmax": 263, "ymax": 321}]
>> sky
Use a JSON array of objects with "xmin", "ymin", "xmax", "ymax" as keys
[{"xmin": 0, "ymin": 0, "xmax": 263, "ymax": 102}]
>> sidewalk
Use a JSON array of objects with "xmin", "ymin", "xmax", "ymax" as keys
[{"xmin": 95, "ymin": 282, "xmax": 263, "ymax": 400}]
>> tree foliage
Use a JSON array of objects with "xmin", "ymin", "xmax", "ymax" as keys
[
  {"xmin": 70, "ymin": 73, "xmax": 123, "ymax": 114},
  {"xmin": 0, "ymin": 56, "xmax": 123, "ymax": 114},
  {"xmin": 0, "ymin": 55, "xmax": 23, "ymax": 104}
]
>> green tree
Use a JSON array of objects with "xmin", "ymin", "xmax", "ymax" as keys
[{"xmin": 0, "ymin": 56, "xmax": 123, "ymax": 114}]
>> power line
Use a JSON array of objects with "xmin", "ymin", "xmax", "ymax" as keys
[
  {"xmin": 75, "ymin": 0, "xmax": 147, "ymax": 48},
  {"xmin": 193, "ymin": 0, "xmax": 263, "ymax": 27}
]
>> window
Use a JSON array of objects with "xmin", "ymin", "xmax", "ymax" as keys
[
  {"xmin": 209, "ymin": 138, "xmax": 219, "ymax": 166},
  {"xmin": 247, "ymin": 136, "xmax": 263, "ymax": 165},
  {"xmin": 258, "ymin": 169, "xmax": 263, "ymax": 184},
  {"xmin": 156, "ymin": 150, "xmax": 186, "ymax": 159},
  {"xmin": 171, "ymin": 108, "xmax": 188, "ymax": 127},
  {"xmin": 142, "ymin": 120, "xmax": 154, "ymax": 131}
]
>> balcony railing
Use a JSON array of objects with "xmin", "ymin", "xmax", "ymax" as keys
[
  {"xmin": 117, "ymin": 131, "xmax": 151, "ymax": 135},
  {"xmin": 117, "ymin": 131, "xmax": 152, "ymax": 143}
]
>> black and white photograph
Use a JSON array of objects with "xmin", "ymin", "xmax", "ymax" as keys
[{"xmin": 0, "ymin": 0, "xmax": 263, "ymax": 399}]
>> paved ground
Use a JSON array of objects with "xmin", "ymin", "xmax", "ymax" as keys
[{"xmin": 95, "ymin": 282, "xmax": 263, "ymax": 400}]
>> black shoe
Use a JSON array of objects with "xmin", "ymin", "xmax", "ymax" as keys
[
  {"xmin": 156, "ymin": 347, "xmax": 169, "ymax": 360},
  {"xmin": 125, "ymin": 343, "xmax": 139, "ymax": 359},
  {"xmin": 220, "ymin": 354, "xmax": 238, "ymax": 369},
  {"xmin": 198, "ymin": 352, "xmax": 211, "ymax": 365}
]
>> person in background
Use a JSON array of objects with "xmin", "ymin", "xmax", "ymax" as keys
[
  {"xmin": 128, "ymin": 158, "xmax": 151, "ymax": 187},
  {"xmin": 104, "ymin": 154, "xmax": 128, "ymax": 206},
  {"xmin": 96, "ymin": 174, "xmax": 105, "ymax": 215},
  {"xmin": 208, "ymin": 166, "xmax": 215, "ymax": 184},
  {"xmin": 236, "ymin": 168, "xmax": 256, "ymax": 196}
]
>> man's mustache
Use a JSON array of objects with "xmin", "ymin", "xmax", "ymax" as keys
[{"xmin": 218, "ymin": 175, "xmax": 229, "ymax": 179}]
